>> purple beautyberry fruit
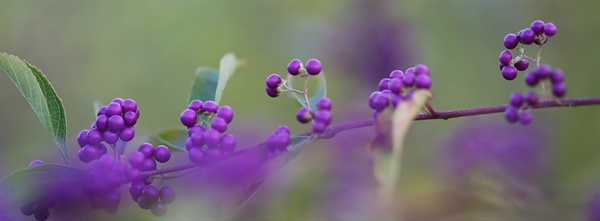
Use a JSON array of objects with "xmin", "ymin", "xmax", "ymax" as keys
[
  {"xmin": 316, "ymin": 98, "xmax": 332, "ymax": 111},
  {"xmin": 544, "ymin": 22, "xmax": 557, "ymax": 36},
  {"xmin": 188, "ymin": 125, "xmax": 205, "ymax": 137},
  {"xmin": 266, "ymin": 134, "xmax": 290, "ymax": 151},
  {"xmin": 530, "ymin": 20, "xmax": 545, "ymax": 34},
  {"xmin": 499, "ymin": 62, "xmax": 505, "ymax": 71},
  {"xmin": 95, "ymin": 115, "xmax": 109, "ymax": 131},
  {"xmin": 514, "ymin": 60, "xmax": 529, "ymax": 71},
  {"xmin": 180, "ymin": 109, "xmax": 197, "ymax": 128},
  {"xmin": 122, "ymin": 99, "xmax": 137, "ymax": 113},
  {"xmin": 79, "ymin": 145, "xmax": 99, "ymax": 163},
  {"xmin": 519, "ymin": 111, "xmax": 533, "ymax": 125},
  {"xmin": 205, "ymin": 148, "xmax": 223, "ymax": 162},
  {"xmin": 552, "ymin": 82, "xmax": 567, "ymax": 98},
  {"xmin": 141, "ymin": 185, "xmax": 160, "ymax": 204},
  {"xmin": 389, "ymin": 78, "xmax": 403, "ymax": 95},
  {"xmin": 141, "ymin": 158, "xmax": 157, "ymax": 171},
  {"xmin": 106, "ymin": 102, "xmax": 123, "ymax": 117},
  {"xmin": 378, "ymin": 78, "xmax": 390, "ymax": 91},
  {"xmin": 536, "ymin": 64, "xmax": 552, "ymax": 79},
  {"xmin": 509, "ymin": 92, "xmax": 524, "ymax": 108},
  {"xmin": 86, "ymin": 128, "xmax": 103, "ymax": 145},
  {"xmin": 129, "ymin": 181, "xmax": 145, "ymax": 201},
  {"xmin": 525, "ymin": 71, "xmax": 538, "ymax": 86},
  {"xmin": 216, "ymin": 106, "xmax": 234, "ymax": 124},
  {"xmin": 185, "ymin": 138, "xmax": 195, "ymax": 151},
  {"xmin": 20, "ymin": 203, "xmax": 34, "ymax": 216},
  {"xmin": 312, "ymin": 121, "xmax": 327, "ymax": 134},
  {"xmin": 160, "ymin": 186, "xmax": 176, "ymax": 204},
  {"xmin": 368, "ymin": 92, "xmax": 389, "ymax": 111},
  {"xmin": 203, "ymin": 129, "xmax": 221, "ymax": 148},
  {"xmin": 151, "ymin": 202, "xmax": 168, "ymax": 216},
  {"xmin": 501, "ymin": 66, "xmax": 518, "ymax": 81},
  {"xmin": 287, "ymin": 59, "xmax": 302, "ymax": 76},
  {"xmin": 499, "ymin": 50, "xmax": 512, "ymax": 65},
  {"xmin": 154, "ymin": 145, "xmax": 171, "ymax": 163},
  {"xmin": 519, "ymin": 28, "xmax": 535, "ymax": 45},
  {"xmin": 103, "ymin": 130, "xmax": 119, "ymax": 144},
  {"xmin": 551, "ymin": 69, "xmax": 565, "ymax": 84},
  {"xmin": 266, "ymin": 87, "xmax": 280, "ymax": 98},
  {"xmin": 503, "ymin": 33, "xmax": 518, "ymax": 49},
  {"xmin": 34, "ymin": 210, "xmax": 50, "ymax": 221},
  {"xmin": 276, "ymin": 125, "xmax": 291, "ymax": 135},
  {"xmin": 188, "ymin": 100, "xmax": 203, "ymax": 112},
  {"xmin": 191, "ymin": 131, "xmax": 204, "ymax": 147},
  {"xmin": 123, "ymin": 111, "xmax": 138, "ymax": 127},
  {"xmin": 305, "ymin": 59, "xmax": 322, "ymax": 75},
  {"xmin": 266, "ymin": 74, "xmax": 282, "ymax": 89},
  {"xmin": 389, "ymin": 70, "xmax": 404, "ymax": 79},
  {"xmin": 97, "ymin": 106, "xmax": 107, "ymax": 116},
  {"xmin": 211, "ymin": 117, "xmax": 228, "ymax": 133},
  {"xmin": 77, "ymin": 130, "xmax": 89, "ymax": 147},
  {"xmin": 127, "ymin": 169, "xmax": 142, "ymax": 182},
  {"xmin": 314, "ymin": 110, "xmax": 332, "ymax": 125},
  {"xmin": 28, "ymin": 160, "xmax": 43, "ymax": 167},
  {"xmin": 414, "ymin": 64, "xmax": 430, "ymax": 76},
  {"xmin": 415, "ymin": 74, "xmax": 432, "ymax": 89},
  {"xmin": 138, "ymin": 143, "xmax": 155, "ymax": 158},
  {"xmin": 202, "ymin": 101, "xmax": 218, "ymax": 114},
  {"xmin": 119, "ymin": 127, "xmax": 135, "ymax": 142},
  {"xmin": 189, "ymin": 148, "xmax": 205, "ymax": 164},
  {"xmin": 221, "ymin": 133, "xmax": 237, "ymax": 152},
  {"xmin": 504, "ymin": 107, "xmax": 520, "ymax": 123},
  {"xmin": 525, "ymin": 91, "xmax": 539, "ymax": 106},
  {"xmin": 111, "ymin": 98, "xmax": 124, "ymax": 105},
  {"xmin": 402, "ymin": 71, "xmax": 415, "ymax": 87},
  {"xmin": 296, "ymin": 107, "xmax": 312, "ymax": 124},
  {"xmin": 107, "ymin": 115, "xmax": 125, "ymax": 133}
]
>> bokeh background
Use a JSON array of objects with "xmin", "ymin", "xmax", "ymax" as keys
[{"xmin": 1, "ymin": 1, "xmax": 599, "ymax": 220}]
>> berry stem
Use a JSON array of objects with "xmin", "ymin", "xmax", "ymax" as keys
[
  {"xmin": 425, "ymin": 103, "xmax": 437, "ymax": 117},
  {"xmin": 303, "ymin": 76, "xmax": 311, "ymax": 110}
]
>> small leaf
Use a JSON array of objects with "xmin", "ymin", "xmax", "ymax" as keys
[
  {"xmin": 214, "ymin": 53, "xmax": 239, "ymax": 105},
  {"xmin": 188, "ymin": 67, "xmax": 219, "ymax": 103},
  {"xmin": 1, "ymin": 163, "xmax": 85, "ymax": 202},
  {"xmin": 0, "ymin": 53, "xmax": 68, "ymax": 163},
  {"xmin": 149, "ymin": 128, "xmax": 188, "ymax": 152},
  {"xmin": 291, "ymin": 73, "xmax": 327, "ymax": 110}
]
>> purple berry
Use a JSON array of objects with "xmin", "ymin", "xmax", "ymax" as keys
[
  {"xmin": 135, "ymin": 109, "xmax": 140, "ymax": 118},
  {"xmin": 180, "ymin": 109, "xmax": 197, "ymax": 128},
  {"xmin": 392, "ymin": 95, "xmax": 403, "ymax": 107},
  {"xmin": 33, "ymin": 209, "xmax": 50, "ymax": 221},
  {"xmin": 154, "ymin": 145, "xmax": 171, "ymax": 163},
  {"xmin": 499, "ymin": 62, "xmax": 505, "ymax": 71},
  {"xmin": 141, "ymin": 158, "xmax": 157, "ymax": 171},
  {"xmin": 402, "ymin": 71, "xmax": 415, "ymax": 87},
  {"xmin": 151, "ymin": 202, "xmax": 168, "ymax": 216},
  {"xmin": 378, "ymin": 78, "xmax": 390, "ymax": 91},
  {"xmin": 499, "ymin": 50, "xmax": 512, "ymax": 65},
  {"xmin": 129, "ymin": 181, "xmax": 145, "ymax": 201},
  {"xmin": 519, "ymin": 28, "xmax": 535, "ymax": 44},
  {"xmin": 276, "ymin": 125, "xmax": 291, "ymax": 135},
  {"xmin": 211, "ymin": 117, "xmax": 228, "ymax": 133},
  {"xmin": 389, "ymin": 78, "xmax": 403, "ymax": 95},
  {"xmin": 123, "ymin": 111, "xmax": 138, "ymax": 127},
  {"xmin": 86, "ymin": 128, "xmax": 103, "ymax": 145},
  {"xmin": 415, "ymin": 74, "xmax": 432, "ymax": 89},
  {"xmin": 203, "ymin": 129, "xmax": 221, "ymax": 148},
  {"xmin": 202, "ymin": 101, "xmax": 218, "ymax": 114},
  {"xmin": 119, "ymin": 127, "xmax": 135, "ymax": 142},
  {"xmin": 189, "ymin": 148, "xmax": 205, "ymax": 164},
  {"xmin": 551, "ymin": 69, "xmax": 565, "ymax": 84},
  {"xmin": 122, "ymin": 99, "xmax": 137, "ymax": 113},
  {"xmin": 305, "ymin": 59, "xmax": 322, "ymax": 75},
  {"xmin": 106, "ymin": 102, "xmax": 123, "ymax": 117},
  {"xmin": 160, "ymin": 186, "xmax": 176, "ymax": 204},
  {"xmin": 141, "ymin": 185, "xmax": 160, "ymax": 204},
  {"xmin": 314, "ymin": 110, "xmax": 332, "ymax": 125},
  {"xmin": 103, "ymin": 130, "xmax": 119, "ymax": 144},
  {"xmin": 79, "ymin": 145, "xmax": 99, "ymax": 163},
  {"xmin": 191, "ymin": 131, "xmax": 204, "ymax": 147},
  {"xmin": 266, "ymin": 134, "xmax": 290, "ymax": 151},
  {"xmin": 514, "ymin": 60, "xmax": 529, "ymax": 71},
  {"xmin": 137, "ymin": 197, "xmax": 153, "ymax": 210},
  {"xmin": 509, "ymin": 92, "xmax": 524, "ymax": 108},
  {"xmin": 205, "ymin": 148, "xmax": 222, "ymax": 162},
  {"xmin": 221, "ymin": 134, "xmax": 236, "ymax": 152},
  {"xmin": 188, "ymin": 100, "xmax": 203, "ymax": 112},
  {"xmin": 97, "ymin": 106, "xmax": 107, "ymax": 116},
  {"xmin": 552, "ymin": 82, "xmax": 567, "ymax": 98},
  {"xmin": 525, "ymin": 91, "xmax": 539, "ymax": 106},
  {"xmin": 505, "ymin": 107, "xmax": 520, "ymax": 123},
  {"xmin": 111, "ymin": 98, "xmax": 124, "ymax": 105},
  {"xmin": 28, "ymin": 160, "xmax": 43, "ymax": 167},
  {"xmin": 105, "ymin": 190, "xmax": 121, "ymax": 206},
  {"xmin": 266, "ymin": 74, "xmax": 282, "ymax": 89},
  {"xmin": 127, "ymin": 169, "xmax": 142, "ymax": 181},
  {"xmin": 536, "ymin": 64, "xmax": 552, "ymax": 79},
  {"xmin": 266, "ymin": 87, "xmax": 280, "ymax": 98},
  {"xmin": 216, "ymin": 106, "xmax": 234, "ymax": 123},
  {"xmin": 414, "ymin": 64, "xmax": 430, "ymax": 76},
  {"xmin": 389, "ymin": 70, "xmax": 404, "ymax": 79},
  {"xmin": 544, "ymin": 22, "xmax": 557, "ymax": 36},
  {"xmin": 287, "ymin": 59, "xmax": 302, "ymax": 76},
  {"xmin": 368, "ymin": 92, "xmax": 389, "ymax": 111},
  {"xmin": 503, "ymin": 33, "xmax": 518, "ymax": 49},
  {"xmin": 21, "ymin": 203, "xmax": 33, "ymax": 216},
  {"xmin": 530, "ymin": 20, "xmax": 545, "ymax": 34},
  {"xmin": 185, "ymin": 138, "xmax": 194, "ymax": 151},
  {"xmin": 516, "ymin": 29, "xmax": 524, "ymax": 42},
  {"xmin": 316, "ymin": 98, "xmax": 332, "ymax": 111},
  {"xmin": 95, "ymin": 115, "xmax": 109, "ymax": 131},
  {"xmin": 129, "ymin": 151, "xmax": 146, "ymax": 168},
  {"xmin": 501, "ymin": 66, "xmax": 518, "ymax": 81},
  {"xmin": 525, "ymin": 71, "xmax": 538, "ymax": 86},
  {"xmin": 312, "ymin": 121, "xmax": 327, "ymax": 134},
  {"xmin": 187, "ymin": 125, "xmax": 205, "ymax": 137},
  {"xmin": 138, "ymin": 143, "xmax": 155, "ymax": 158},
  {"xmin": 77, "ymin": 130, "xmax": 89, "ymax": 147},
  {"xmin": 519, "ymin": 111, "xmax": 533, "ymax": 125},
  {"xmin": 107, "ymin": 115, "xmax": 125, "ymax": 133}
]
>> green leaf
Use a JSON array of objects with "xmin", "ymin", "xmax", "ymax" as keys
[
  {"xmin": 148, "ymin": 128, "xmax": 188, "ymax": 152},
  {"xmin": 0, "ymin": 53, "xmax": 68, "ymax": 163},
  {"xmin": 187, "ymin": 53, "xmax": 240, "ymax": 104},
  {"xmin": 291, "ymin": 73, "xmax": 327, "ymax": 110},
  {"xmin": 1, "ymin": 163, "xmax": 85, "ymax": 202}
]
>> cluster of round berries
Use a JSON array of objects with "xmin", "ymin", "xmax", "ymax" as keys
[
  {"xmin": 77, "ymin": 98, "xmax": 140, "ymax": 163},
  {"xmin": 296, "ymin": 98, "xmax": 332, "ymax": 133},
  {"xmin": 500, "ymin": 20, "xmax": 557, "ymax": 80},
  {"xmin": 180, "ymin": 99, "xmax": 237, "ymax": 165},
  {"xmin": 127, "ymin": 144, "xmax": 175, "ymax": 216},
  {"xmin": 368, "ymin": 64, "xmax": 432, "ymax": 112},
  {"xmin": 20, "ymin": 161, "xmax": 56, "ymax": 221},
  {"xmin": 505, "ymin": 92, "xmax": 539, "ymax": 125},
  {"xmin": 83, "ymin": 154, "xmax": 128, "ymax": 214},
  {"xmin": 265, "ymin": 58, "xmax": 322, "ymax": 98},
  {"xmin": 265, "ymin": 125, "xmax": 291, "ymax": 155},
  {"xmin": 524, "ymin": 64, "xmax": 566, "ymax": 97}
]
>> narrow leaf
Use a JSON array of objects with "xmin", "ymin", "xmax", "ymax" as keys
[
  {"xmin": 188, "ymin": 67, "xmax": 219, "ymax": 103},
  {"xmin": 292, "ymin": 73, "xmax": 327, "ymax": 110},
  {"xmin": 149, "ymin": 128, "xmax": 188, "ymax": 152},
  {"xmin": 0, "ymin": 53, "xmax": 68, "ymax": 163},
  {"xmin": 214, "ymin": 53, "xmax": 239, "ymax": 105}
]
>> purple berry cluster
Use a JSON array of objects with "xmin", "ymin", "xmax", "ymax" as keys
[
  {"xmin": 82, "ymin": 154, "xmax": 128, "ymax": 214},
  {"xmin": 499, "ymin": 20, "xmax": 557, "ymax": 80},
  {"xmin": 265, "ymin": 58, "xmax": 323, "ymax": 98},
  {"xmin": 77, "ymin": 98, "xmax": 140, "ymax": 163},
  {"xmin": 181, "ymin": 100, "xmax": 237, "ymax": 165},
  {"xmin": 127, "ymin": 143, "xmax": 175, "ymax": 216},
  {"xmin": 524, "ymin": 65, "xmax": 567, "ymax": 98},
  {"xmin": 368, "ymin": 64, "xmax": 432, "ymax": 112},
  {"xmin": 296, "ymin": 98, "xmax": 332, "ymax": 133},
  {"xmin": 505, "ymin": 92, "xmax": 538, "ymax": 125},
  {"xmin": 265, "ymin": 125, "xmax": 291, "ymax": 155}
]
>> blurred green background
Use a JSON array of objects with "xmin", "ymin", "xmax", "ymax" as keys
[{"xmin": 1, "ymin": 1, "xmax": 598, "ymax": 220}]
